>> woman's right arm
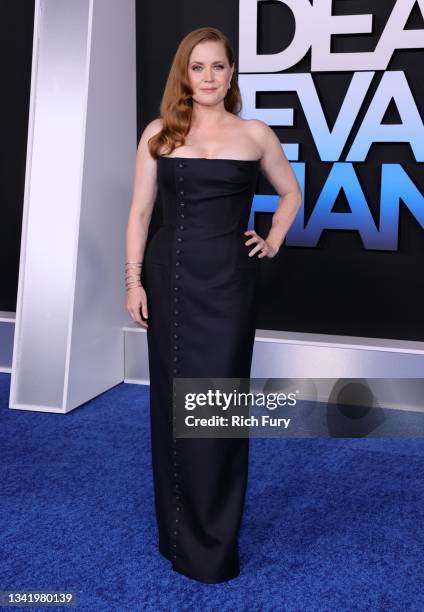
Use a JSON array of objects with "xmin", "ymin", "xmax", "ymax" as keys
[{"xmin": 126, "ymin": 118, "xmax": 162, "ymax": 328}]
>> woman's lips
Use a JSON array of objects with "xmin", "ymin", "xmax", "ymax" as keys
[{"xmin": 200, "ymin": 88, "xmax": 217, "ymax": 92}]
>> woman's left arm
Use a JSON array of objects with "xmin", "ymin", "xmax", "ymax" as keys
[{"xmin": 245, "ymin": 119, "xmax": 303, "ymax": 259}]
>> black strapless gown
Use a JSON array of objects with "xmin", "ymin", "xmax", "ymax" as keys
[{"xmin": 142, "ymin": 156, "xmax": 261, "ymax": 583}]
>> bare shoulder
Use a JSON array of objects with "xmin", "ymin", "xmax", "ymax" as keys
[
  {"xmin": 244, "ymin": 118, "xmax": 274, "ymax": 139},
  {"xmin": 136, "ymin": 117, "xmax": 164, "ymax": 160},
  {"xmin": 141, "ymin": 117, "xmax": 163, "ymax": 140},
  {"xmin": 243, "ymin": 118, "xmax": 281, "ymax": 157}
]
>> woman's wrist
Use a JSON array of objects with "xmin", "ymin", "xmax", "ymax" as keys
[{"xmin": 125, "ymin": 260, "xmax": 143, "ymax": 291}]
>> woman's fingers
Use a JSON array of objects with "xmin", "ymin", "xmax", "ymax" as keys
[
  {"xmin": 244, "ymin": 230, "xmax": 276, "ymax": 259},
  {"xmin": 140, "ymin": 299, "xmax": 149, "ymax": 324},
  {"xmin": 129, "ymin": 306, "xmax": 147, "ymax": 328},
  {"xmin": 127, "ymin": 289, "xmax": 149, "ymax": 328},
  {"xmin": 248, "ymin": 242, "xmax": 264, "ymax": 257},
  {"xmin": 244, "ymin": 230, "xmax": 258, "ymax": 245},
  {"xmin": 245, "ymin": 230, "xmax": 263, "ymax": 257},
  {"xmin": 136, "ymin": 296, "xmax": 148, "ymax": 328},
  {"xmin": 244, "ymin": 230, "xmax": 259, "ymax": 256},
  {"xmin": 257, "ymin": 242, "xmax": 269, "ymax": 258}
]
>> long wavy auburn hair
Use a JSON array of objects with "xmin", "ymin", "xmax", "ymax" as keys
[{"xmin": 148, "ymin": 27, "xmax": 242, "ymax": 159}]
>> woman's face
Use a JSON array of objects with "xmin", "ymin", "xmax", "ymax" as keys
[{"xmin": 187, "ymin": 40, "xmax": 234, "ymax": 106}]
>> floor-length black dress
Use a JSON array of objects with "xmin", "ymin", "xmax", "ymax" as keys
[{"xmin": 143, "ymin": 155, "xmax": 261, "ymax": 583}]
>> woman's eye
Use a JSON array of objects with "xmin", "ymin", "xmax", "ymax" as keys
[{"xmin": 192, "ymin": 65, "xmax": 225, "ymax": 71}]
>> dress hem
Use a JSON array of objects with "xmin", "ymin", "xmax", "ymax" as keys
[
  {"xmin": 159, "ymin": 544, "xmax": 241, "ymax": 584},
  {"xmin": 171, "ymin": 562, "xmax": 241, "ymax": 584}
]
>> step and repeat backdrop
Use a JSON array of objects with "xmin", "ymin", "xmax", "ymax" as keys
[
  {"xmin": 2, "ymin": 0, "xmax": 423, "ymax": 344},
  {"xmin": 137, "ymin": 0, "xmax": 424, "ymax": 343}
]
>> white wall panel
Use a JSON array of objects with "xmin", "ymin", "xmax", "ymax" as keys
[{"xmin": 10, "ymin": 0, "xmax": 136, "ymax": 412}]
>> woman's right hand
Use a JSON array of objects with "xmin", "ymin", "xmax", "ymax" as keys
[{"xmin": 127, "ymin": 285, "xmax": 149, "ymax": 329}]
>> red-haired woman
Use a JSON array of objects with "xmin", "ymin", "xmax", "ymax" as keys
[{"xmin": 125, "ymin": 27, "xmax": 301, "ymax": 583}]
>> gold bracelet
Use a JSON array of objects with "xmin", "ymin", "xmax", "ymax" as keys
[
  {"xmin": 125, "ymin": 260, "xmax": 142, "ymax": 290},
  {"xmin": 125, "ymin": 275, "xmax": 142, "ymax": 289}
]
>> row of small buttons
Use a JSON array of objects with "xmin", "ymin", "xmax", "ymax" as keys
[{"xmin": 170, "ymin": 159, "xmax": 186, "ymax": 561}]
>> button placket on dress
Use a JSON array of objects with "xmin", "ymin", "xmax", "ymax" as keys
[{"xmin": 170, "ymin": 159, "xmax": 187, "ymax": 562}]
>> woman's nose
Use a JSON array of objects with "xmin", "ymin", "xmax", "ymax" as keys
[{"xmin": 204, "ymin": 68, "xmax": 214, "ymax": 81}]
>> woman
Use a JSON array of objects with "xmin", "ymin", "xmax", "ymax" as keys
[{"xmin": 125, "ymin": 27, "xmax": 301, "ymax": 583}]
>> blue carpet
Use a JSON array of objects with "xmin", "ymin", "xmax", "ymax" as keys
[{"xmin": 1, "ymin": 372, "xmax": 424, "ymax": 611}]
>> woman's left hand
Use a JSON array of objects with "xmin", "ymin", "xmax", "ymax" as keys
[{"xmin": 244, "ymin": 230, "xmax": 278, "ymax": 259}]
